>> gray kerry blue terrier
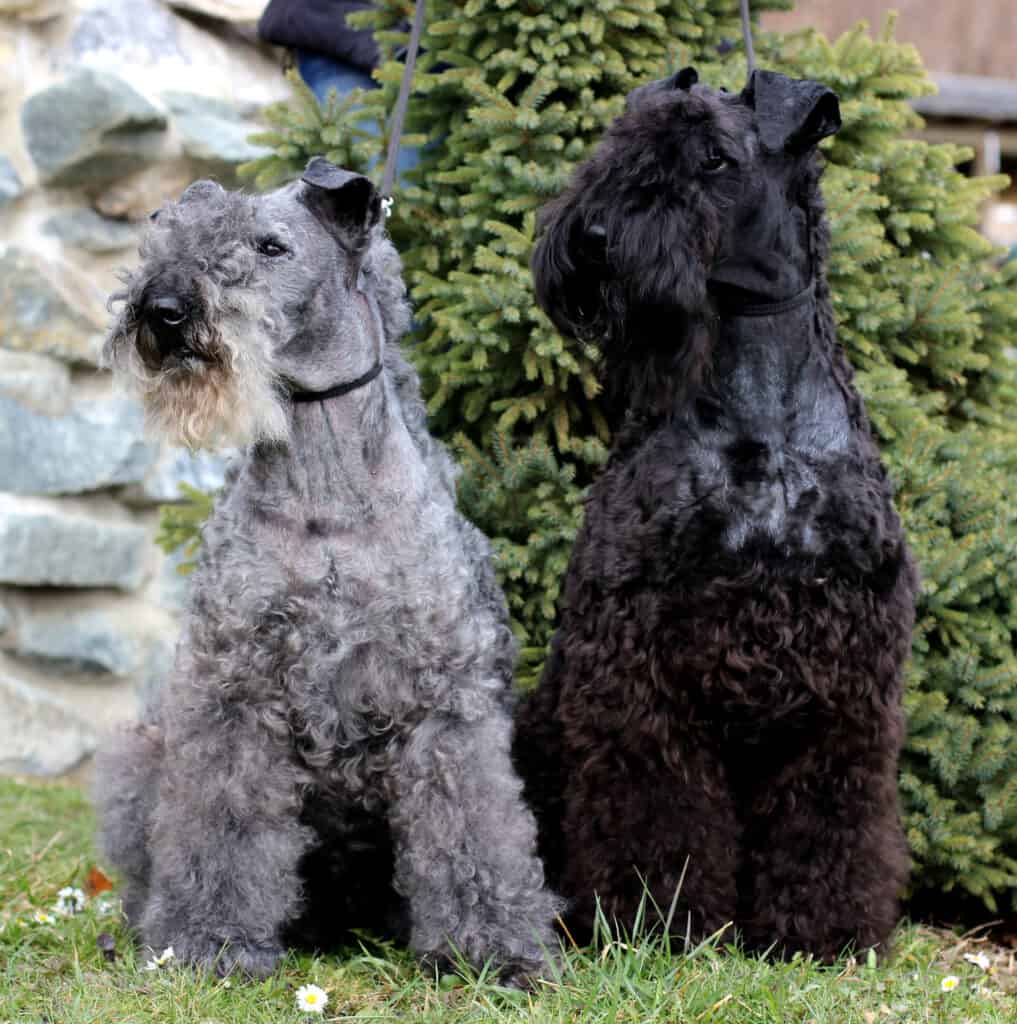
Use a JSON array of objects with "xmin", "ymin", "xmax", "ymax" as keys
[{"xmin": 94, "ymin": 158, "xmax": 561, "ymax": 983}]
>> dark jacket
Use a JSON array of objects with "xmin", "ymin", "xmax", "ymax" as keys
[{"xmin": 258, "ymin": 0, "xmax": 379, "ymax": 71}]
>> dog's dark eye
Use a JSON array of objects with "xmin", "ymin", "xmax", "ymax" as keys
[
  {"xmin": 256, "ymin": 238, "xmax": 288, "ymax": 257},
  {"xmin": 702, "ymin": 150, "xmax": 729, "ymax": 174}
]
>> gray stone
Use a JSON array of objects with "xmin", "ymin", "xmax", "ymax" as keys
[
  {"xmin": 0, "ymin": 156, "xmax": 22, "ymax": 208},
  {"xmin": 0, "ymin": 36, "xmax": 15, "ymax": 107},
  {"xmin": 139, "ymin": 630, "xmax": 177, "ymax": 711},
  {"xmin": 0, "ymin": 494, "xmax": 148, "ymax": 590},
  {"xmin": 0, "ymin": 0, "xmax": 65, "ymax": 21},
  {"xmin": 0, "ymin": 350, "xmax": 72, "ymax": 415},
  {"xmin": 0, "ymin": 670, "xmax": 97, "ymax": 776},
  {"xmin": 0, "ymin": 394, "xmax": 156, "ymax": 495},
  {"xmin": 17, "ymin": 606, "xmax": 143, "ymax": 676},
  {"xmin": 0, "ymin": 246, "xmax": 105, "ymax": 366},
  {"xmin": 164, "ymin": 91, "xmax": 269, "ymax": 166},
  {"xmin": 157, "ymin": 544, "xmax": 195, "ymax": 613},
  {"xmin": 21, "ymin": 70, "xmax": 168, "ymax": 187},
  {"xmin": 43, "ymin": 208, "xmax": 140, "ymax": 253},
  {"xmin": 133, "ymin": 446, "xmax": 233, "ymax": 504},
  {"xmin": 69, "ymin": 0, "xmax": 183, "ymax": 65},
  {"xmin": 94, "ymin": 161, "xmax": 198, "ymax": 222}
]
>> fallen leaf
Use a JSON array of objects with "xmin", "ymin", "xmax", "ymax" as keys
[{"xmin": 84, "ymin": 865, "xmax": 114, "ymax": 898}]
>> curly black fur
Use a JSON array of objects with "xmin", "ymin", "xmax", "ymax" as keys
[{"xmin": 516, "ymin": 69, "xmax": 918, "ymax": 962}]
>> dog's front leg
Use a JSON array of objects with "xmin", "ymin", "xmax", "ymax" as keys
[
  {"xmin": 558, "ymin": 736, "xmax": 742, "ymax": 947},
  {"xmin": 139, "ymin": 711, "xmax": 313, "ymax": 978},
  {"xmin": 390, "ymin": 712, "xmax": 562, "ymax": 987},
  {"xmin": 738, "ymin": 714, "xmax": 909, "ymax": 963}
]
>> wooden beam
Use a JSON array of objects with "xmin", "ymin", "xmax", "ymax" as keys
[
  {"xmin": 915, "ymin": 125, "xmax": 1017, "ymax": 158},
  {"xmin": 914, "ymin": 73, "xmax": 1017, "ymax": 124}
]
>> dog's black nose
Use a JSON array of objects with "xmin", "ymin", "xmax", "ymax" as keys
[
  {"xmin": 148, "ymin": 295, "xmax": 188, "ymax": 327},
  {"xmin": 144, "ymin": 295, "xmax": 190, "ymax": 356}
]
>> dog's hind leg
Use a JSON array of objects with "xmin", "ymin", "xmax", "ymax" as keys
[
  {"xmin": 512, "ymin": 643, "xmax": 568, "ymax": 891},
  {"xmin": 138, "ymin": 708, "xmax": 314, "ymax": 977},
  {"xmin": 93, "ymin": 723, "xmax": 165, "ymax": 927},
  {"xmin": 391, "ymin": 712, "xmax": 562, "ymax": 986}
]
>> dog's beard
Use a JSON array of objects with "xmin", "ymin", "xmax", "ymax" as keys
[{"xmin": 106, "ymin": 312, "xmax": 290, "ymax": 451}]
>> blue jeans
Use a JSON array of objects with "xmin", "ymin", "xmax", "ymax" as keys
[{"xmin": 296, "ymin": 50, "xmax": 420, "ymax": 179}]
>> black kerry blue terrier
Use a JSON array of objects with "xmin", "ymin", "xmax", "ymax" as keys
[{"xmin": 515, "ymin": 68, "xmax": 918, "ymax": 962}]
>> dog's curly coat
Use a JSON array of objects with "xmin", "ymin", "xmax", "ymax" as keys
[
  {"xmin": 515, "ymin": 69, "xmax": 918, "ymax": 961},
  {"xmin": 95, "ymin": 161, "xmax": 560, "ymax": 982}
]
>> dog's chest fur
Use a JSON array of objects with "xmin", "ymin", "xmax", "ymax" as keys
[
  {"xmin": 626, "ymin": 303, "xmax": 864, "ymax": 565},
  {"xmin": 694, "ymin": 305, "xmax": 852, "ymax": 555},
  {"xmin": 171, "ymin": 404, "xmax": 512, "ymax": 809}
]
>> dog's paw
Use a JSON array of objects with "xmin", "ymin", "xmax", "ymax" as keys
[
  {"xmin": 495, "ymin": 947, "xmax": 562, "ymax": 991},
  {"xmin": 418, "ymin": 950, "xmax": 459, "ymax": 980},
  {"xmin": 494, "ymin": 958, "xmax": 545, "ymax": 991},
  {"xmin": 419, "ymin": 949, "xmax": 558, "ymax": 991},
  {"xmin": 169, "ymin": 936, "xmax": 283, "ymax": 978},
  {"xmin": 213, "ymin": 942, "xmax": 283, "ymax": 979}
]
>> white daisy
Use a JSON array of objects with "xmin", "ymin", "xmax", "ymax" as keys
[
  {"xmin": 963, "ymin": 950, "xmax": 992, "ymax": 972},
  {"xmin": 296, "ymin": 983, "xmax": 329, "ymax": 1014},
  {"xmin": 143, "ymin": 946, "xmax": 176, "ymax": 971},
  {"xmin": 940, "ymin": 975, "xmax": 960, "ymax": 993},
  {"xmin": 95, "ymin": 897, "xmax": 117, "ymax": 917},
  {"xmin": 32, "ymin": 910, "xmax": 56, "ymax": 925},
  {"xmin": 54, "ymin": 886, "xmax": 87, "ymax": 916}
]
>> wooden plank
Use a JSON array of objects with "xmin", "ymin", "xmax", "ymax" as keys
[{"xmin": 915, "ymin": 74, "xmax": 1017, "ymax": 124}]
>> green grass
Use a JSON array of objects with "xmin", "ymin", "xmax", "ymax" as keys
[{"xmin": 1, "ymin": 778, "xmax": 1013, "ymax": 1023}]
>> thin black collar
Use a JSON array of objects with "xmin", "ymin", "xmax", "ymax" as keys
[
  {"xmin": 713, "ymin": 280, "xmax": 815, "ymax": 319},
  {"xmin": 290, "ymin": 359, "xmax": 383, "ymax": 404}
]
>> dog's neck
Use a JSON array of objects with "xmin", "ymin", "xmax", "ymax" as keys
[
  {"xmin": 711, "ymin": 278, "xmax": 816, "ymax": 320},
  {"xmin": 238, "ymin": 377, "xmax": 425, "ymax": 530},
  {"xmin": 606, "ymin": 279, "xmax": 834, "ymax": 432},
  {"xmin": 712, "ymin": 286, "xmax": 823, "ymax": 379}
]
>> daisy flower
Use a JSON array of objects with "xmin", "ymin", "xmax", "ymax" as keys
[
  {"xmin": 143, "ymin": 946, "xmax": 176, "ymax": 971},
  {"xmin": 54, "ymin": 886, "xmax": 87, "ymax": 916},
  {"xmin": 296, "ymin": 983, "xmax": 329, "ymax": 1014},
  {"xmin": 940, "ymin": 975, "xmax": 960, "ymax": 993},
  {"xmin": 32, "ymin": 910, "xmax": 56, "ymax": 925},
  {"xmin": 963, "ymin": 950, "xmax": 992, "ymax": 972}
]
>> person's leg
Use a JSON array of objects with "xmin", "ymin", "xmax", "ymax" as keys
[
  {"xmin": 295, "ymin": 51, "xmax": 375, "ymax": 104},
  {"xmin": 294, "ymin": 51, "xmax": 421, "ymax": 183}
]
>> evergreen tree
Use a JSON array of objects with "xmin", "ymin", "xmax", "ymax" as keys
[{"xmin": 229, "ymin": 1, "xmax": 1017, "ymax": 909}]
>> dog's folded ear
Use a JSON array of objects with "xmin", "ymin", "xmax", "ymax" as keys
[
  {"xmin": 301, "ymin": 157, "xmax": 382, "ymax": 250},
  {"xmin": 669, "ymin": 66, "xmax": 699, "ymax": 90},
  {"xmin": 531, "ymin": 204, "xmax": 611, "ymax": 342},
  {"xmin": 745, "ymin": 69, "xmax": 841, "ymax": 154}
]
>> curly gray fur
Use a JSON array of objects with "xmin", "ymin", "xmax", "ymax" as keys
[{"xmin": 94, "ymin": 164, "xmax": 561, "ymax": 983}]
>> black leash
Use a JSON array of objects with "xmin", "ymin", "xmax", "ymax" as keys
[
  {"xmin": 740, "ymin": 0, "xmax": 756, "ymax": 75},
  {"xmin": 291, "ymin": 7, "xmax": 425, "ymax": 403},
  {"xmin": 379, "ymin": 0, "xmax": 426, "ymax": 209}
]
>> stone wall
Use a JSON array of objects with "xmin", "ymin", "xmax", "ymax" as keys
[{"xmin": 0, "ymin": 0, "xmax": 289, "ymax": 777}]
